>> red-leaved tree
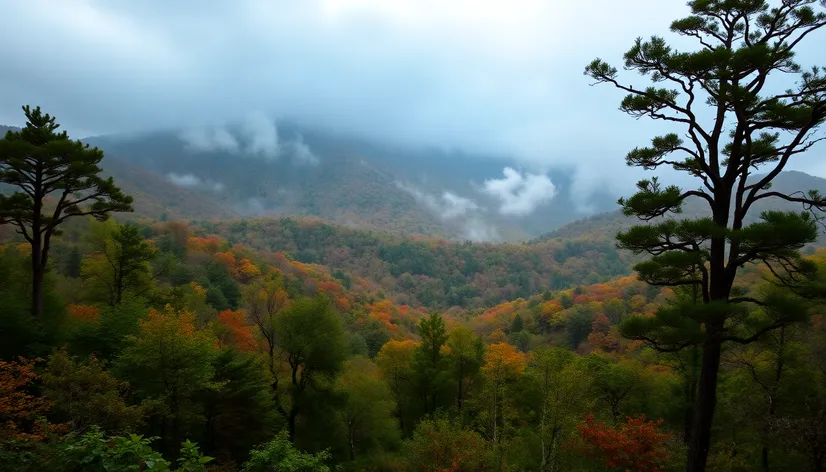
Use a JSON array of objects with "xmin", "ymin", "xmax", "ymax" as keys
[{"xmin": 575, "ymin": 414, "xmax": 671, "ymax": 472}]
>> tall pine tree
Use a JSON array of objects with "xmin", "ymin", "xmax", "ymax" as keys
[
  {"xmin": 0, "ymin": 106, "xmax": 133, "ymax": 319},
  {"xmin": 585, "ymin": 2, "xmax": 826, "ymax": 471}
]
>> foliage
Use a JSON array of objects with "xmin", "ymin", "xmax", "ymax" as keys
[
  {"xmin": 200, "ymin": 348, "xmax": 279, "ymax": 464},
  {"xmin": 42, "ymin": 349, "xmax": 143, "ymax": 434},
  {"xmin": 0, "ymin": 357, "xmax": 59, "ymax": 442},
  {"xmin": 446, "ymin": 327, "xmax": 484, "ymax": 410},
  {"xmin": 0, "ymin": 106, "xmax": 133, "ymax": 319},
  {"xmin": 241, "ymin": 430, "xmax": 331, "ymax": 472},
  {"xmin": 334, "ymin": 357, "xmax": 400, "ymax": 460},
  {"xmin": 114, "ymin": 305, "xmax": 220, "ymax": 453},
  {"xmin": 575, "ymin": 415, "xmax": 672, "ymax": 472},
  {"xmin": 405, "ymin": 416, "xmax": 489, "ymax": 472},
  {"xmin": 81, "ymin": 220, "xmax": 158, "ymax": 306},
  {"xmin": 196, "ymin": 217, "xmax": 633, "ymax": 309},
  {"xmin": 0, "ymin": 245, "xmax": 66, "ymax": 359},
  {"xmin": 414, "ymin": 314, "xmax": 451, "ymax": 415},
  {"xmin": 585, "ymin": 1, "xmax": 826, "ymax": 469},
  {"xmin": 523, "ymin": 347, "xmax": 591, "ymax": 472},
  {"xmin": 273, "ymin": 296, "xmax": 348, "ymax": 441},
  {"xmin": 39, "ymin": 427, "xmax": 212, "ymax": 472}
]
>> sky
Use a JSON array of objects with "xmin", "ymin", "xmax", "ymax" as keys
[{"xmin": 1, "ymin": 0, "xmax": 825, "ymax": 198}]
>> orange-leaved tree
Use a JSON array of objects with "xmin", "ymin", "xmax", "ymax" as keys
[
  {"xmin": 575, "ymin": 414, "xmax": 672, "ymax": 472},
  {"xmin": 0, "ymin": 357, "xmax": 63, "ymax": 442}
]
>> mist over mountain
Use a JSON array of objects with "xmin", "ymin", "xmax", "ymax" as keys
[
  {"xmin": 82, "ymin": 118, "xmax": 618, "ymax": 241},
  {"xmin": 540, "ymin": 169, "xmax": 826, "ymax": 245}
]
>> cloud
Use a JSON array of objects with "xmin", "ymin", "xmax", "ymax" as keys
[
  {"xmin": 179, "ymin": 127, "xmax": 239, "ymax": 153},
  {"xmin": 178, "ymin": 114, "xmax": 322, "ymax": 165},
  {"xmin": 397, "ymin": 182, "xmax": 499, "ymax": 241},
  {"xmin": 460, "ymin": 217, "xmax": 499, "ymax": 242},
  {"xmin": 290, "ymin": 135, "xmax": 320, "ymax": 166},
  {"xmin": 1, "ymin": 0, "xmax": 823, "ymax": 194},
  {"xmin": 166, "ymin": 173, "xmax": 225, "ymax": 192},
  {"xmin": 482, "ymin": 167, "xmax": 556, "ymax": 216},
  {"xmin": 397, "ymin": 183, "xmax": 478, "ymax": 220},
  {"xmin": 241, "ymin": 112, "xmax": 280, "ymax": 159},
  {"xmin": 167, "ymin": 172, "xmax": 200, "ymax": 187}
]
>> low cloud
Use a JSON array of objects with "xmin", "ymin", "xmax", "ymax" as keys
[
  {"xmin": 166, "ymin": 173, "xmax": 225, "ymax": 192},
  {"xmin": 482, "ymin": 167, "xmax": 556, "ymax": 216},
  {"xmin": 241, "ymin": 112, "xmax": 279, "ymax": 159},
  {"xmin": 290, "ymin": 135, "xmax": 320, "ymax": 166},
  {"xmin": 397, "ymin": 183, "xmax": 479, "ymax": 220},
  {"xmin": 397, "ymin": 182, "xmax": 499, "ymax": 241},
  {"xmin": 179, "ymin": 127, "xmax": 239, "ymax": 153},
  {"xmin": 461, "ymin": 217, "xmax": 499, "ymax": 242},
  {"xmin": 179, "ymin": 114, "xmax": 321, "ymax": 166}
]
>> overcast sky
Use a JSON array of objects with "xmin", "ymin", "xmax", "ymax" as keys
[{"xmin": 1, "ymin": 0, "xmax": 824, "ymax": 196}]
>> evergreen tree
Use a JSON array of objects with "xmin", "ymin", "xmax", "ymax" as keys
[
  {"xmin": 82, "ymin": 220, "xmax": 158, "ymax": 306},
  {"xmin": 0, "ymin": 106, "xmax": 133, "ymax": 319},
  {"xmin": 585, "ymin": 2, "xmax": 826, "ymax": 470}
]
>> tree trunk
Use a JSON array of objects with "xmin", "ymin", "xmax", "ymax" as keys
[
  {"xmin": 31, "ymin": 263, "xmax": 43, "ymax": 320},
  {"xmin": 288, "ymin": 408, "xmax": 298, "ymax": 442},
  {"xmin": 686, "ymin": 338, "xmax": 723, "ymax": 472},
  {"xmin": 684, "ymin": 377, "xmax": 696, "ymax": 444}
]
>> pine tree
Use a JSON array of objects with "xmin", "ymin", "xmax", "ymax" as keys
[
  {"xmin": 0, "ymin": 106, "xmax": 133, "ymax": 319},
  {"xmin": 585, "ymin": 2, "xmax": 826, "ymax": 471}
]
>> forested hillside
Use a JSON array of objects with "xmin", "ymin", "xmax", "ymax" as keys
[
  {"xmin": 82, "ymin": 126, "xmax": 616, "ymax": 241},
  {"xmin": 2, "ymin": 213, "xmax": 825, "ymax": 471},
  {"xmin": 191, "ymin": 217, "xmax": 634, "ymax": 308},
  {"xmin": 3, "ymin": 1, "xmax": 826, "ymax": 471}
]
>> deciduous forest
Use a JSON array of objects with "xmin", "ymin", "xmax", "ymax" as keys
[{"xmin": 2, "ymin": 1, "xmax": 826, "ymax": 472}]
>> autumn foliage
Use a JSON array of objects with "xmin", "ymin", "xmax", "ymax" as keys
[
  {"xmin": 0, "ymin": 358, "xmax": 62, "ymax": 442},
  {"xmin": 216, "ymin": 309, "xmax": 258, "ymax": 352},
  {"xmin": 575, "ymin": 414, "xmax": 671, "ymax": 472}
]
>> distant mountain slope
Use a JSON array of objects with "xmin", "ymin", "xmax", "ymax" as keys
[
  {"xmin": 85, "ymin": 129, "xmax": 462, "ymax": 238},
  {"xmin": 101, "ymin": 155, "xmax": 238, "ymax": 221},
  {"xmin": 2, "ymin": 124, "xmax": 235, "ymax": 221},
  {"xmin": 81, "ymin": 122, "xmax": 617, "ymax": 240},
  {"xmin": 538, "ymin": 170, "xmax": 826, "ymax": 244}
]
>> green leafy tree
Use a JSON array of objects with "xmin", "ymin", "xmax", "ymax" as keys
[
  {"xmin": 274, "ymin": 296, "xmax": 347, "ymax": 441},
  {"xmin": 524, "ymin": 347, "xmax": 591, "ymax": 472},
  {"xmin": 405, "ymin": 415, "xmax": 490, "ymax": 472},
  {"xmin": 414, "ymin": 313, "xmax": 450, "ymax": 414},
  {"xmin": 585, "ymin": 2, "xmax": 826, "ymax": 470},
  {"xmin": 200, "ymin": 348, "xmax": 279, "ymax": 463},
  {"xmin": 42, "ymin": 349, "xmax": 144, "ymax": 434},
  {"xmin": 82, "ymin": 220, "xmax": 159, "ymax": 306},
  {"xmin": 510, "ymin": 314, "xmax": 524, "ymax": 333},
  {"xmin": 582, "ymin": 354, "xmax": 645, "ymax": 424},
  {"xmin": 114, "ymin": 305, "xmax": 220, "ymax": 456},
  {"xmin": 0, "ymin": 106, "xmax": 133, "ymax": 319},
  {"xmin": 35, "ymin": 427, "xmax": 212, "ymax": 472},
  {"xmin": 334, "ymin": 357, "xmax": 399, "ymax": 460},
  {"xmin": 67, "ymin": 297, "xmax": 148, "ymax": 360},
  {"xmin": 566, "ymin": 305, "xmax": 595, "ymax": 349},
  {"xmin": 446, "ymin": 326, "xmax": 484, "ymax": 410},
  {"xmin": 375, "ymin": 340, "xmax": 418, "ymax": 435},
  {"xmin": 0, "ymin": 245, "xmax": 64, "ymax": 358},
  {"xmin": 241, "ymin": 430, "xmax": 331, "ymax": 472}
]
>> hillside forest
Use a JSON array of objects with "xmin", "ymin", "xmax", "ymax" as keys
[{"xmin": 2, "ymin": 2, "xmax": 826, "ymax": 472}]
